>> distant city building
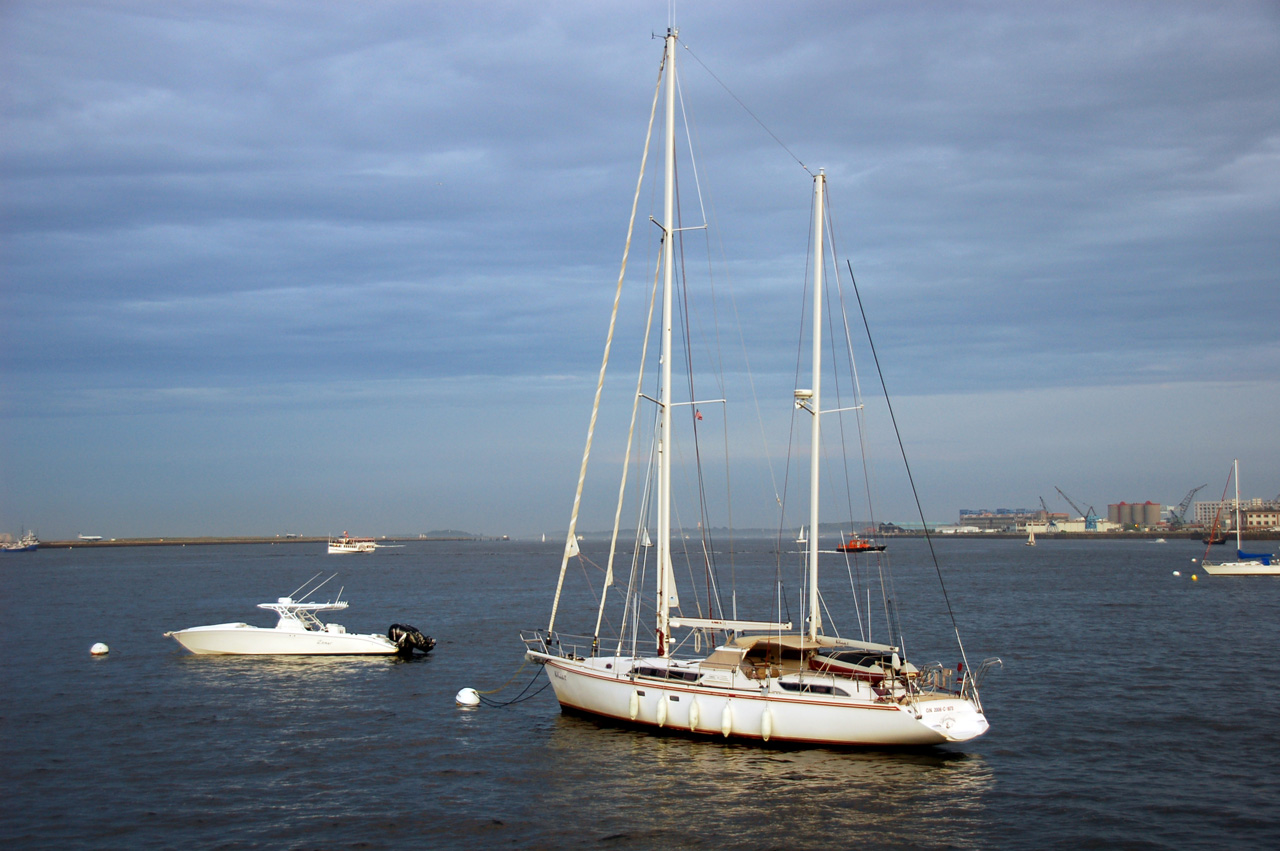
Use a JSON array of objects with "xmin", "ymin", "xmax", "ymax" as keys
[
  {"xmin": 1195, "ymin": 501, "xmax": 1231, "ymax": 527},
  {"xmin": 1194, "ymin": 497, "xmax": 1280, "ymax": 531},
  {"xmin": 957, "ymin": 509, "xmax": 1042, "ymax": 531},
  {"xmin": 959, "ymin": 508, "xmax": 1038, "ymax": 517},
  {"xmin": 1244, "ymin": 506, "xmax": 1280, "ymax": 531}
]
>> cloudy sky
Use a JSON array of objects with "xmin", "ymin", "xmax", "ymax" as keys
[{"xmin": 3, "ymin": 1, "xmax": 1278, "ymax": 540}]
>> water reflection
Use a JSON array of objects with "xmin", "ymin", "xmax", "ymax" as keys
[
  {"xmin": 537, "ymin": 713, "xmax": 993, "ymax": 849},
  {"xmin": 169, "ymin": 654, "xmax": 430, "ymax": 719}
]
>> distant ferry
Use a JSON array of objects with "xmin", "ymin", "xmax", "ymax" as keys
[
  {"xmin": 328, "ymin": 533, "xmax": 376, "ymax": 554},
  {"xmin": 78, "ymin": 534, "xmax": 104, "ymax": 541}
]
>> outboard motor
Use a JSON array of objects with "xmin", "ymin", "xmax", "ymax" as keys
[{"xmin": 388, "ymin": 623, "xmax": 436, "ymax": 656}]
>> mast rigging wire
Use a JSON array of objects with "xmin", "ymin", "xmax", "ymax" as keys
[
  {"xmin": 845, "ymin": 259, "xmax": 974, "ymax": 677},
  {"xmin": 681, "ymin": 42, "xmax": 813, "ymax": 178}
]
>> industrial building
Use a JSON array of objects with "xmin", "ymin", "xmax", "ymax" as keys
[
  {"xmin": 953, "ymin": 489, "xmax": 1279, "ymax": 534},
  {"xmin": 957, "ymin": 508, "xmax": 1119, "ymax": 533},
  {"xmin": 1108, "ymin": 502, "xmax": 1162, "ymax": 527}
]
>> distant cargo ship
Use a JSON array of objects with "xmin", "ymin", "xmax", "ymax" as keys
[{"xmin": 2, "ymin": 530, "xmax": 40, "ymax": 553}]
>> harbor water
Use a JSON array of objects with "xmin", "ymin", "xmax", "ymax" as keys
[{"xmin": 2, "ymin": 538, "xmax": 1278, "ymax": 849}]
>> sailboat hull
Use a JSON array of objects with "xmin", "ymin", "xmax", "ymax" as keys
[
  {"xmin": 531, "ymin": 652, "xmax": 988, "ymax": 747},
  {"xmin": 1202, "ymin": 561, "xmax": 1280, "ymax": 576}
]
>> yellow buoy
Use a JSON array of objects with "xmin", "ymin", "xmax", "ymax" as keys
[{"xmin": 1192, "ymin": 574, "xmax": 1198, "ymax": 581}]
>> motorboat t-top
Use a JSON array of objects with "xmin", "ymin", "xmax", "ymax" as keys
[{"xmin": 164, "ymin": 573, "xmax": 435, "ymax": 656}]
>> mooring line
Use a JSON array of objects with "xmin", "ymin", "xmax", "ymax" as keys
[{"xmin": 477, "ymin": 668, "xmax": 551, "ymax": 708}]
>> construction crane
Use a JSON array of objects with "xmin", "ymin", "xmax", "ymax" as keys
[
  {"xmin": 1169, "ymin": 484, "xmax": 1207, "ymax": 529},
  {"xmin": 1039, "ymin": 496, "xmax": 1058, "ymax": 531},
  {"xmin": 1055, "ymin": 487, "xmax": 1098, "ymax": 531}
]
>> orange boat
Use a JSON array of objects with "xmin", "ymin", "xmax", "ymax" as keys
[{"xmin": 838, "ymin": 535, "xmax": 886, "ymax": 553}]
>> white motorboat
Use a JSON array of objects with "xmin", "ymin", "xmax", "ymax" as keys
[
  {"xmin": 164, "ymin": 574, "xmax": 434, "ymax": 655},
  {"xmin": 328, "ymin": 533, "xmax": 376, "ymax": 554},
  {"xmin": 1201, "ymin": 460, "xmax": 1279, "ymax": 576},
  {"xmin": 522, "ymin": 29, "xmax": 998, "ymax": 747}
]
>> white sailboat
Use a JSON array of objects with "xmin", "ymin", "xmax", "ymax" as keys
[
  {"xmin": 1202, "ymin": 459, "xmax": 1279, "ymax": 575},
  {"xmin": 522, "ymin": 28, "xmax": 996, "ymax": 747},
  {"xmin": 1026, "ymin": 528, "xmax": 1036, "ymax": 546}
]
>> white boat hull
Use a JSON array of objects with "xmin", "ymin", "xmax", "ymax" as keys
[
  {"xmin": 1202, "ymin": 561, "xmax": 1280, "ymax": 576},
  {"xmin": 530, "ymin": 652, "xmax": 988, "ymax": 747},
  {"xmin": 167, "ymin": 623, "xmax": 399, "ymax": 655},
  {"xmin": 328, "ymin": 542, "xmax": 376, "ymax": 554}
]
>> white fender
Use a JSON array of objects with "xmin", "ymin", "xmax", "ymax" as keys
[
  {"xmin": 629, "ymin": 689, "xmax": 640, "ymax": 721},
  {"xmin": 761, "ymin": 707, "xmax": 773, "ymax": 742},
  {"xmin": 721, "ymin": 702, "xmax": 734, "ymax": 737},
  {"xmin": 689, "ymin": 699, "xmax": 701, "ymax": 732},
  {"xmin": 656, "ymin": 694, "xmax": 668, "ymax": 727}
]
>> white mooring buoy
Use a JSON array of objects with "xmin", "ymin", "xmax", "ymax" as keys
[
  {"xmin": 90, "ymin": 642, "xmax": 109, "ymax": 656},
  {"xmin": 455, "ymin": 687, "xmax": 480, "ymax": 707},
  {"xmin": 1172, "ymin": 571, "xmax": 1181, "ymax": 577}
]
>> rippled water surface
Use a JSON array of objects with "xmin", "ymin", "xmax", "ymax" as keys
[{"xmin": 2, "ymin": 538, "xmax": 1278, "ymax": 849}]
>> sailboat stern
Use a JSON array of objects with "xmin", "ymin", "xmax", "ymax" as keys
[{"xmin": 915, "ymin": 697, "xmax": 990, "ymax": 743}]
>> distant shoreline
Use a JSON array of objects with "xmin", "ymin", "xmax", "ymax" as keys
[
  {"xmin": 40, "ymin": 536, "xmax": 494, "ymax": 548},
  {"xmin": 35, "ymin": 529, "xmax": 1279, "ymax": 548}
]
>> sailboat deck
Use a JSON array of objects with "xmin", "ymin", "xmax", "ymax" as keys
[{"xmin": 529, "ymin": 631, "xmax": 976, "ymax": 704}]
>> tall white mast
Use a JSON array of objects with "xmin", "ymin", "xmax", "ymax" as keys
[
  {"xmin": 807, "ymin": 170, "xmax": 825, "ymax": 641},
  {"xmin": 656, "ymin": 28, "xmax": 677, "ymax": 657}
]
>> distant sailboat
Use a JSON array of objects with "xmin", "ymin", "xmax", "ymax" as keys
[
  {"xmin": 1201, "ymin": 460, "xmax": 1279, "ymax": 575},
  {"xmin": 1025, "ymin": 528, "xmax": 1036, "ymax": 547}
]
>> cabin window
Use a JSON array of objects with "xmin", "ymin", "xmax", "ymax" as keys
[
  {"xmin": 635, "ymin": 665, "xmax": 700, "ymax": 682},
  {"xmin": 823, "ymin": 650, "xmax": 891, "ymax": 667},
  {"xmin": 780, "ymin": 682, "xmax": 850, "ymax": 697}
]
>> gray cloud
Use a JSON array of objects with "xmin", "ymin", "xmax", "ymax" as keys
[{"xmin": 3, "ymin": 1, "xmax": 1278, "ymax": 536}]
